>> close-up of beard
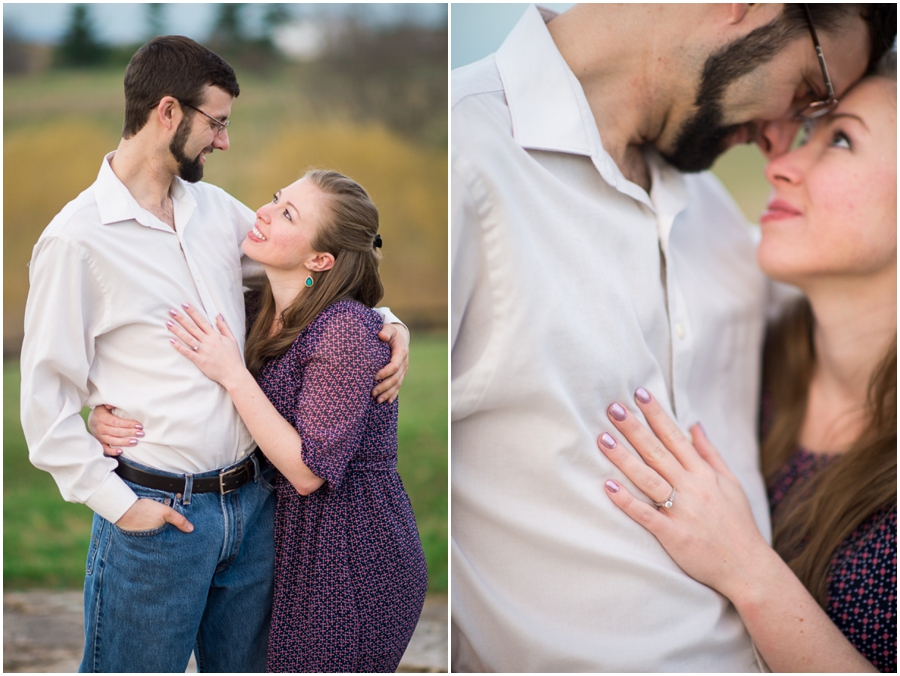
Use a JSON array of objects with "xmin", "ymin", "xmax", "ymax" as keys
[
  {"xmin": 662, "ymin": 100, "xmax": 753, "ymax": 173},
  {"xmin": 169, "ymin": 115, "xmax": 206, "ymax": 183},
  {"xmin": 661, "ymin": 17, "xmax": 799, "ymax": 173}
]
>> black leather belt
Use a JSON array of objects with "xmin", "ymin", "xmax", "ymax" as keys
[{"xmin": 115, "ymin": 449, "xmax": 262, "ymax": 495}]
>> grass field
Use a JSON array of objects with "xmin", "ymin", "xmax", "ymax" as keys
[{"xmin": 4, "ymin": 332, "xmax": 448, "ymax": 591}]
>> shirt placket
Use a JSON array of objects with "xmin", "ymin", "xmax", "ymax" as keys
[
  {"xmin": 657, "ymin": 210, "xmax": 694, "ymax": 425},
  {"xmin": 173, "ymin": 201, "xmax": 221, "ymax": 321}
]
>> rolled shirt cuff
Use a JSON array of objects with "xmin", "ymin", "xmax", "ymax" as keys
[
  {"xmin": 84, "ymin": 470, "xmax": 139, "ymax": 524},
  {"xmin": 375, "ymin": 306, "xmax": 407, "ymax": 334}
]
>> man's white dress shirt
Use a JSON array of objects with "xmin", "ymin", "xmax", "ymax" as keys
[
  {"xmin": 21, "ymin": 152, "xmax": 398, "ymax": 525},
  {"xmin": 452, "ymin": 6, "xmax": 770, "ymax": 672}
]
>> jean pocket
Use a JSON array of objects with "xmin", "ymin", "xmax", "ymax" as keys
[
  {"xmin": 259, "ymin": 464, "xmax": 277, "ymax": 494},
  {"xmin": 85, "ymin": 517, "xmax": 106, "ymax": 575},
  {"xmin": 114, "ymin": 481, "xmax": 179, "ymax": 536}
]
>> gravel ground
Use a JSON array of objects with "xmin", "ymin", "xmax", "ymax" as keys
[{"xmin": 4, "ymin": 591, "xmax": 447, "ymax": 673}]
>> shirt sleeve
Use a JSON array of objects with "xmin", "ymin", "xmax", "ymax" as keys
[
  {"xmin": 20, "ymin": 236, "xmax": 138, "ymax": 523},
  {"xmin": 373, "ymin": 306, "xmax": 405, "ymax": 330},
  {"xmin": 450, "ymin": 148, "xmax": 493, "ymax": 420},
  {"xmin": 294, "ymin": 307, "xmax": 382, "ymax": 491},
  {"xmin": 222, "ymin": 190, "xmax": 266, "ymax": 285}
]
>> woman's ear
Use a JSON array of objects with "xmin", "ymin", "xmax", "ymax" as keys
[{"xmin": 307, "ymin": 252, "xmax": 335, "ymax": 273}]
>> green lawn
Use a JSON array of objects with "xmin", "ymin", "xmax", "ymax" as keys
[{"xmin": 4, "ymin": 333, "xmax": 448, "ymax": 591}]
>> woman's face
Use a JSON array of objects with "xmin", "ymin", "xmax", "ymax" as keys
[
  {"xmin": 757, "ymin": 77, "xmax": 897, "ymax": 288},
  {"xmin": 242, "ymin": 177, "xmax": 329, "ymax": 274}
]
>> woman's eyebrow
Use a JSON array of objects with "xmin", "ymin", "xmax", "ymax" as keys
[
  {"xmin": 275, "ymin": 190, "xmax": 299, "ymax": 217},
  {"xmin": 826, "ymin": 112, "xmax": 869, "ymax": 132}
]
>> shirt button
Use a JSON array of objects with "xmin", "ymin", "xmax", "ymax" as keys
[{"xmin": 675, "ymin": 323, "xmax": 686, "ymax": 339}]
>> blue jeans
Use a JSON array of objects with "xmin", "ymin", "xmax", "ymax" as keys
[{"xmin": 79, "ymin": 457, "xmax": 276, "ymax": 673}]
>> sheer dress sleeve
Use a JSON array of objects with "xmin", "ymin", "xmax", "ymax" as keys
[{"xmin": 294, "ymin": 304, "xmax": 383, "ymax": 491}]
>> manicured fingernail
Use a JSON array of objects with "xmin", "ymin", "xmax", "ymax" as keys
[
  {"xmin": 218, "ymin": 313, "xmax": 224, "ymax": 320},
  {"xmin": 166, "ymin": 320, "xmax": 174, "ymax": 328},
  {"xmin": 605, "ymin": 480, "xmax": 620, "ymax": 493},
  {"xmin": 182, "ymin": 303, "xmax": 191, "ymax": 309},
  {"xmin": 599, "ymin": 432, "xmax": 617, "ymax": 449},
  {"xmin": 115, "ymin": 449, "xmax": 123, "ymax": 455},
  {"xmin": 128, "ymin": 439, "xmax": 138, "ymax": 446},
  {"xmin": 135, "ymin": 424, "xmax": 143, "ymax": 430},
  {"xmin": 170, "ymin": 339, "xmax": 177, "ymax": 345},
  {"xmin": 169, "ymin": 309, "xmax": 178, "ymax": 317},
  {"xmin": 135, "ymin": 431, "xmax": 145, "ymax": 438},
  {"xmin": 608, "ymin": 403, "xmax": 627, "ymax": 421},
  {"xmin": 635, "ymin": 387, "xmax": 651, "ymax": 404}
]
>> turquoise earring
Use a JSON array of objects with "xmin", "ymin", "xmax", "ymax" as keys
[{"xmin": 305, "ymin": 274, "xmax": 314, "ymax": 288}]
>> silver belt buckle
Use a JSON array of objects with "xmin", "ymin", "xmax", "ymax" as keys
[{"xmin": 218, "ymin": 465, "xmax": 243, "ymax": 495}]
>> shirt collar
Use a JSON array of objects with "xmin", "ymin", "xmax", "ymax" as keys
[
  {"xmin": 95, "ymin": 151, "xmax": 197, "ymax": 230},
  {"xmin": 496, "ymin": 7, "xmax": 604, "ymax": 166},
  {"xmin": 496, "ymin": 5, "xmax": 691, "ymax": 212}
]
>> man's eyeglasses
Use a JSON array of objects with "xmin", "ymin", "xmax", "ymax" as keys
[
  {"xmin": 796, "ymin": 4, "xmax": 838, "ymax": 121},
  {"xmin": 179, "ymin": 101, "xmax": 230, "ymax": 135}
]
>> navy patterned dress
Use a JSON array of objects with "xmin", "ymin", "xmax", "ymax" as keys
[
  {"xmin": 768, "ymin": 449, "xmax": 897, "ymax": 672},
  {"xmin": 256, "ymin": 299, "xmax": 428, "ymax": 672}
]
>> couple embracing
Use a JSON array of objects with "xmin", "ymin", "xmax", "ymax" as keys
[
  {"xmin": 452, "ymin": 3, "xmax": 896, "ymax": 672},
  {"xmin": 21, "ymin": 36, "xmax": 427, "ymax": 673}
]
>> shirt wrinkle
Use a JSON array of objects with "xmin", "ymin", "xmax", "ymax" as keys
[
  {"xmin": 451, "ymin": 4, "xmax": 769, "ymax": 671},
  {"xmin": 21, "ymin": 151, "xmax": 259, "ymax": 523}
]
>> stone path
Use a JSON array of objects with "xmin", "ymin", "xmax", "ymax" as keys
[{"xmin": 4, "ymin": 591, "xmax": 447, "ymax": 673}]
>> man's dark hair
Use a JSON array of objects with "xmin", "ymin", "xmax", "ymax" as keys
[
  {"xmin": 122, "ymin": 36, "xmax": 240, "ymax": 139},
  {"xmin": 661, "ymin": 3, "xmax": 897, "ymax": 173},
  {"xmin": 784, "ymin": 4, "xmax": 897, "ymax": 75}
]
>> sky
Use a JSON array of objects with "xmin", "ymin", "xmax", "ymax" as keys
[
  {"xmin": 3, "ymin": 3, "xmax": 448, "ymax": 46},
  {"xmin": 450, "ymin": 3, "xmax": 572, "ymax": 69}
]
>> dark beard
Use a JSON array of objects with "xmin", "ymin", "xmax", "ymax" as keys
[
  {"xmin": 661, "ymin": 102, "xmax": 747, "ymax": 173},
  {"xmin": 169, "ymin": 117, "xmax": 205, "ymax": 183},
  {"xmin": 660, "ymin": 15, "xmax": 796, "ymax": 173}
]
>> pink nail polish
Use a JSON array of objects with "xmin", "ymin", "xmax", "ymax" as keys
[
  {"xmin": 135, "ymin": 424, "xmax": 143, "ymax": 430},
  {"xmin": 115, "ymin": 449, "xmax": 123, "ymax": 455},
  {"xmin": 169, "ymin": 309, "xmax": 178, "ymax": 317},
  {"xmin": 166, "ymin": 320, "xmax": 174, "ymax": 327},
  {"xmin": 182, "ymin": 302, "xmax": 191, "ymax": 309},
  {"xmin": 128, "ymin": 439, "xmax": 138, "ymax": 446},
  {"xmin": 605, "ymin": 480, "xmax": 620, "ymax": 493},
  {"xmin": 635, "ymin": 387, "xmax": 651, "ymax": 404},
  {"xmin": 599, "ymin": 433, "xmax": 617, "ymax": 449},
  {"xmin": 135, "ymin": 431, "xmax": 145, "ymax": 438},
  {"xmin": 608, "ymin": 403, "xmax": 627, "ymax": 421}
]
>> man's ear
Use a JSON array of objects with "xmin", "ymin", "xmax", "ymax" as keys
[
  {"xmin": 728, "ymin": 4, "xmax": 752, "ymax": 25},
  {"xmin": 155, "ymin": 96, "xmax": 180, "ymax": 131}
]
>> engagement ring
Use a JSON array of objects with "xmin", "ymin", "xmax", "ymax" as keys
[{"xmin": 654, "ymin": 488, "xmax": 676, "ymax": 509}]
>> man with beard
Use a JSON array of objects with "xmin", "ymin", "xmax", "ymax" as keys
[
  {"xmin": 20, "ymin": 36, "xmax": 408, "ymax": 672},
  {"xmin": 451, "ymin": 4, "xmax": 893, "ymax": 671}
]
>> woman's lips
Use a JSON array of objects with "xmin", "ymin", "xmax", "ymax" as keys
[
  {"xmin": 760, "ymin": 199, "xmax": 802, "ymax": 223},
  {"xmin": 246, "ymin": 224, "xmax": 267, "ymax": 242}
]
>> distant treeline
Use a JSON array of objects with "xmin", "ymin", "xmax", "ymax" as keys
[{"xmin": 4, "ymin": 3, "xmax": 448, "ymax": 148}]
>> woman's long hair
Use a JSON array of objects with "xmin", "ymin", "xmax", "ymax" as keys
[
  {"xmin": 761, "ymin": 51, "xmax": 898, "ymax": 608},
  {"xmin": 245, "ymin": 169, "xmax": 384, "ymax": 376},
  {"xmin": 762, "ymin": 300, "xmax": 897, "ymax": 607}
]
